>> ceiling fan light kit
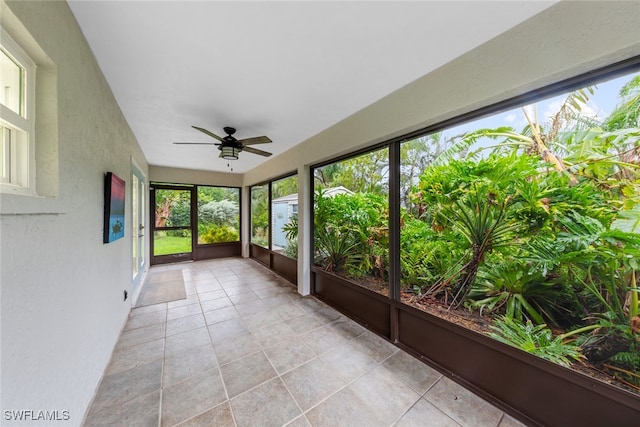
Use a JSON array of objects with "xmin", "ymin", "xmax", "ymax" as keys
[
  {"xmin": 220, "ymin": 145, "xmax": 240, "ymax": 160},
  {"xmin": 174, "ymin": 125, "xmax": 273, "ymax": 167}
]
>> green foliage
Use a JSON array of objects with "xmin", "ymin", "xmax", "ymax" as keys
[
  {"xmin": 199, "ymin": 199, "xmax": 239, "ymax": 227},
  {"xmin": 200, "ymin": 226, "xmax": 239, "ymax": 244},
  {"xmin": 251, "ymin": 185, "xmax": 269, "ymax": 241},
  {"xmin": 310, "ymin": 74, "xmax": 640, "ymax": 376},
  {"xmin": 316, "ymin": 148, "xmax": 389, "ymax": 194},
  {"xmin": 489, "ymin": 316, "xmax": 583, "ymax": 367},
  {"xmin": 314, "ymin": 189, "xmax": 388, "ymax": 277},
  {"xmin": 282, "ymin": 238, "xmax": 298, "ymax": 259},
  {"xmin": 468, "ymin": 260, "xmax": 570, "ymax": 325}
]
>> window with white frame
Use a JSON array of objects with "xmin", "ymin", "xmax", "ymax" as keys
[{"xmin": 1, "ymin": 28, "xmax": 35, "ymax": 194}]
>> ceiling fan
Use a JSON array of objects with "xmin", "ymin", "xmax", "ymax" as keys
[{"xmin": 174, "ymin": 126, "xmax": 273, "ymax": 161}]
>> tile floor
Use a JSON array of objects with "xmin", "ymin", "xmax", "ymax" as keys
[{"xmin": 83, "ymin": 258, "xmax": 526, "ymax": 427}]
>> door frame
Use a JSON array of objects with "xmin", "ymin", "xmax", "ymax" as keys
[
  {"xmin": 150, "ymin": 183, "xmax": 196, "ymax": 265},
  {"xmin": 130, "ymin": 163, "xmax": 147, "ymax": 301}
]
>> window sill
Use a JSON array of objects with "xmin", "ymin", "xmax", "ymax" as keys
[{"xmin": 0, "ymin": 192, "xmax": 65, "ymax": 216}]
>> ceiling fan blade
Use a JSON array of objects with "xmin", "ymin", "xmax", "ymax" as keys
[
  {"xmin": 191, "ymin": 125, "xmax": 223, "ymax": 141},
  {"xmin": 243, "ymin": 146, "xmax": 272, "ymax": 157},
  {"xmin": 173, "ymin": 142, "xmax": 219, "ymax": 145},
  {"xmin": 238, "ymin": 136, "xmax": 272, "ymax": 145}
]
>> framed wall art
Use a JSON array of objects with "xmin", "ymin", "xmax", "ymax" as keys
[{"xmin": 103, "ymin": 172, "xmax": 125, "ymax": 243}]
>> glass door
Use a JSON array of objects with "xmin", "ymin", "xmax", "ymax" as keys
[
  {"xmin": 151, "ymin": 185, "xmax": 194, "ymax": 264},
  {"xmin": 131, "ymin": 165, "xmax": 146, "ymax": 298}
]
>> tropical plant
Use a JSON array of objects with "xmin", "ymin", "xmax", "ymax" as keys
[
  {"xmin": 314, "ymin": 226, "xmax": 360, "ymax": 272},
  {"xmin": 468, "ymin": 261, "xmax": 566, "ymax": 325},
  {"xmin": 489, "ymin": 316, "xmax": 583, "ymax": 367},
  {"xmin": 314, "ymin": 189, "xmax": 388, "ymax": 277}
]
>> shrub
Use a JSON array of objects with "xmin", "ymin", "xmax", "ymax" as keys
[{"xmin": 200, "ymin": 226, "xmax": 239, "ymax": 244}]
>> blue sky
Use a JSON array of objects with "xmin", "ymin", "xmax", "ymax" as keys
[{"xmin": 438, "ymin": 70, "xmax": 640, "ymax": 150}]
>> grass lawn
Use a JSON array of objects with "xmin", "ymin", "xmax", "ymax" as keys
[{"xmin": 154, "ymin": 234, "xmax": 192, "ymax": 256}]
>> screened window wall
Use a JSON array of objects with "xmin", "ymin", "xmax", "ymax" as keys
[
  {"xmin": 197, "ymin": 186, "xmax": 240, "ymax": 244},
  {"xmin": 250, "ymin": 174, "xmax": 299, "ymax": 283},
  {"xmin": 398, "ymin": 69, "xmax": 640, "ymax": 393},
  {"xmin": 250, "ymin": 184, "xmax": 269, "ymax": 248},
  {"xmin": 151, "ymin": 183, "xmax": 241, "ymax": 264},
  {"xmin": 271, "ymin": 174, "xmax": 298, "ymax": 259},
  {"xmin": 312, "ymin": 67, "xmax": 640, "ymax": 399},
  {"xmin": 313, "ymin": 147, "xmax": 389, "ymax": 297}
]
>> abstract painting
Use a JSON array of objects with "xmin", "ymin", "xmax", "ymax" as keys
[{"xmin": 103, "ymin": 172, "xmax": 125, "ymax": 243}]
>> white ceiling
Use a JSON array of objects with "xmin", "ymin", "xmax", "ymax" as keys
[{"xmin": 67, "ymin": 1, "xmax": 557, "ymax": 174}]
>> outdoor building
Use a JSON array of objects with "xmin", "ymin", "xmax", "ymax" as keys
[
  {"xmin": 272, "ymin": 186, "xmax": 351, "ymax": 248},
  {"xmin": 1, "ymin": 1, "xmax": 639, "ymax": 426}
]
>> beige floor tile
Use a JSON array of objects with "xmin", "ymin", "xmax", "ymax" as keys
[
  {"xmin": 90, "ymin": 359, "xmax": 162, "ymax": 411},
  {"xmin": 263, "ymin": 337, "xmax": 317, "ymax": 374},
  {"xmin": 230, "ymin": 378, "xmax": 301, "ymax": 427},
  {"xmin": 167, "ymin": 303, "xmax": 202, "ymax": 321},
  {"xmin": 84, "ymin": 389, "xmax": 160, "ymax": 427},
  {"xmin": 204, "ymin": 306, "xmax": 240, "ymax": 325},
  {"xmin": 197, "ymin": 289, "xmax": 227, "ymax": 302},
  {"xmin": 285, "ymin": 415, "xmax": 312, "ymax": 427},
  {"xmin": 161, "ymin": 368, "xmax": 227, "ymax": 427},
  {"xmin": 165, "ymin": 326, "xmax": 211, "ymax": 357},
  {"xmin": 251, "ymin": 320, "xmax": 297, "ymax": 347},
  {"xmin": 124, "ymin": 309, "xmax": 167, "ymax": 331},
  {"xmin": 382, "ymin": 349, "xmax": 442, "ymax": 395},
  {"xmin": 300, "ymin": 322, "xmax": 350, "ymax": 355},
  {"xmin": 106, "ymin": 338, "xmax": 165, "ymax": 375},
  {"xmin": 208, "ymin": 317, "xmax": 249, "ymax": 344},
  {"xmin": 394, "ymin": 398, "xmax": 461, "ymax": 427},
  {"xmin": 201, "ymin": 297, "xmax": 233, "ymax": 313},
  {"xmin": 319, "ymin": 341, "xmax": 378, "ymax": 383},
  {"xmin": 281, "ymin": 358, "xmax": 347, "ymax": 411},
  {"xmin": 214, "ymin": 332, "xmax": 262, "ymax": 365},
  {"xmin": 348, "ymin": 365, "xmax": 421, "ymax": 425},
  {"xmin": 166, "ymin": 312, "xmax": 206, "ymax": 337},
  {"xmin": 115, "ymin": 322, "xmax": 166, "ymax": 350},
  {"xmin": 163, "ymin": 343, "xmax": 218, "ymax": 387},
  {"xmin": 425, "ymin": 376, "xmax": 503, "ymax": 427},
  {"xmin": 219, "ymin": 351, "xmax": 277, "ymax": 398},
  {"xmin": 177, "ymin": 402, "xmax": 234, "ymax": 427},
  {"xmin": 305, "ymin": 387, "xmax": 383, "ymax": 427}
]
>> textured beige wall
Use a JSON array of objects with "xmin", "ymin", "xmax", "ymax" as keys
[{"xmin": 0, "ymin": 1, "xmax": 149, "ymax": 425}]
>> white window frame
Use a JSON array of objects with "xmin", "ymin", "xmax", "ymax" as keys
[{"xmin": 1, "ymin": 27, "xmax": 36, "ymax": 196}]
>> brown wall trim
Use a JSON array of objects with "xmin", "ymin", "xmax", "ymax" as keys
[
  {"xmin": 312, "ymin": 268, "xmax": 391, "ymax": 339},
  {"xmin": 271, "ymin": 251, "xmax": 298, "ymax": 285},
  {"xmin": 195, "ymin": 242, "xmax": 241, "ymax": 260},
  {"xmin": 249, "ymin": 244, "xmax": 299, "ymax": 285}
]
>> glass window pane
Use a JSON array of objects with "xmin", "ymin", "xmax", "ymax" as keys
[
  {"xmin": 0, "ymin": 49, "xmax": 23, "ymax": 116},
  {"xmin": 154, "ymin": 189, "xmax": 191, "ymax": 228},
  {"xmin": 313, "ymin": 147, "xmax": 389, "ymax": 296},
  {"xmin": 251, "ymin": 184, "xmax": 269, "ymax": 247},
  {"xmin": 153, "ymin": 230, "xmax": 192, "ymax": 256},
  {"xmin": 271, "ymin": 175, "xmax": 298, "ymax": 259},
  {"xmin": 197, "ymin": 186, "xmax": 240, "ymax": 244},
  {"xmin": 399, "ymin": 71, "xmax": 640, "ymax": 394}
]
